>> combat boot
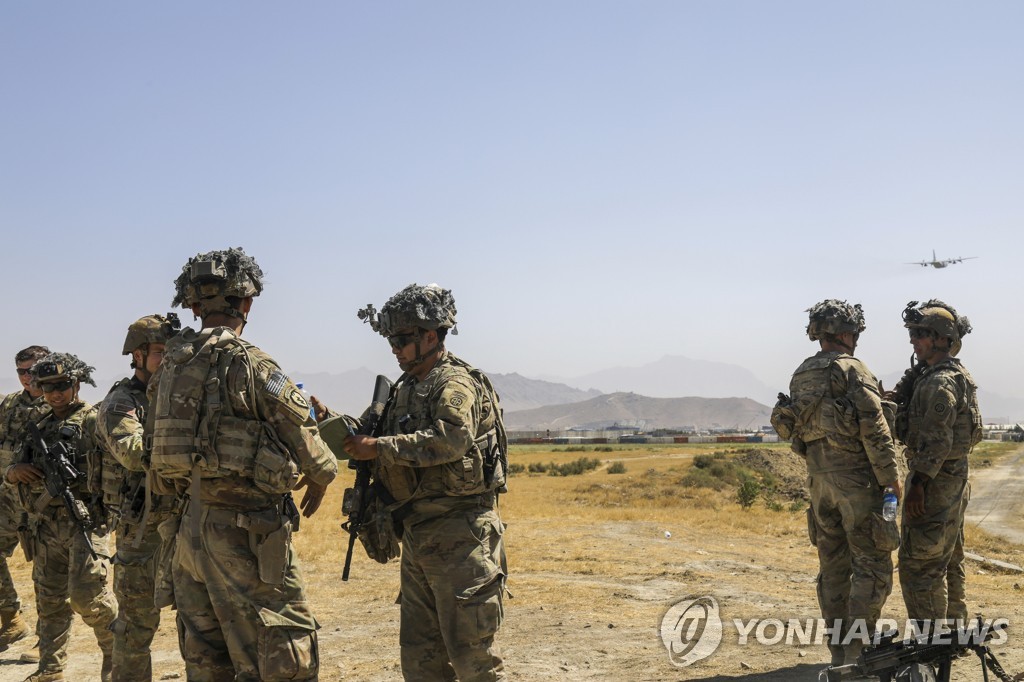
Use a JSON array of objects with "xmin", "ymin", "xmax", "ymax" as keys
[
  {"xmin": 23, "ymin": 670, "xmax": 64, "ymax": 682},
  {"xmin": 0, "ymin": 608, "xmax": 31, "ymax": 650},
  {"xmin": 20, "ymin": 640, "xmax": 40, "ymax": 663}
]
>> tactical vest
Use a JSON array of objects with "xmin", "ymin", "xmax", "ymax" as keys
[
  {"xmin": 150, "ymin": 328, "xmax": 265, "ymax": 482},
  {"xmin": 21, "ymin": 402, "xmax": 95, "ymax": 509},
  {"xmin": 0, "ymin": 391, "xmax": 47, "ymax": 469},
  {"xmin": 906, "ymin": 361, "xmax": 983, "ymax": 459},
  {"xmin": 376, "ymin": 354, "xmax": 508, "ymax": 505},
  {"xmin": 789, "ymin": 353, "xmax": 869, "ymax": 455}
]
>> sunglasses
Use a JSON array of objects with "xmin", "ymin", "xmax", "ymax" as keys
[
  {"xmin": 388, "ymin": 333, "xmax": 418, "ymax": 350},
  {"xmin": 40, "ymin": 380, "xmax": 74, "ymax": 393},
  {"xmin": 15, "ymin": 368, "xmax": 32, "ymax": 376},
  {"xmin": 908, "ymin": 328, "xmax": 932, "ymax": 340}
]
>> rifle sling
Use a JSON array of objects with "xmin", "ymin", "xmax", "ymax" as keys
[
  {"xmin": 190, "ymin": 464, "xmax": 201, "ymax": 551},
  {"xmin": 131, "ymin": 471, "xmax": 153, "ymax": 549}
]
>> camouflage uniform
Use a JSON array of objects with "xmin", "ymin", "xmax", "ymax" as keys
[
  {"xmin": 15, "ymin": 401, "xmax": 117, "ymax": 676},
  {"xmin": 96, "ymin": 377, "xmax": 177, "ymax": 682},
  {"xmin": 897, "ymin": 358, "xmax": 981, "ymax": 622},
  {"xmin": 0, "ymin": 390, "xmax": 48, "ymax": 630},
  {"xmin": 149, "ymin": 326, "xmax": 336, "ymax": 682},
  {"xmin": 782, "ymin": 353, "xmax": 900, "ymax": 648},
  {"xmin": 369, "ymin": 350, "xmax": 507, "ymax": 682}
]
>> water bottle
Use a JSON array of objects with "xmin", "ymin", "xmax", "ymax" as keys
[
  {"xmin": 295, "ymin": 382, "xmax": 318, "ymax": 421},
  {"xmin": 882, "ymin": 486, "xmax": 898, "ymax": 522}
]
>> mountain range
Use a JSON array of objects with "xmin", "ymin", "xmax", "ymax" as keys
[{"xmin": 2, "ymin": 354, "xmax": 1021, "ymax": 427}]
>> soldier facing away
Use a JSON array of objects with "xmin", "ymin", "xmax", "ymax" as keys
[
  {"xmin": 148, "ymin": 247, "xmax": 336, "ymax": 681},
  {"xmin": 339, "ymin": 283, "xmax": 509, "ymax": 682},
  {"xmin": 95, "ymin": 314, "xmax": 181, "ymax": 681},
  {"xmin": 0, "ymin": 345, "xmax": 50, "ymax": 654},
  {"xmin": 4, "ymin": 352, "xmax": 118, "ymax": 682},
  {"xmin": 895, "ymin": 300, "xmax": 981, "ymax": 629},
  {"xmin": 771, "ymin": 300, "xmax": 901, "ymax": 670}
]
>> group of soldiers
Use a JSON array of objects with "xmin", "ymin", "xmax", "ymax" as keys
[
  {"xmin": 0, "ymin": 247, "xmax": 509, "ymax": 682},
  {"xmin": 772, "ymin": 298, "xmax": 982, "ymax": 675}
]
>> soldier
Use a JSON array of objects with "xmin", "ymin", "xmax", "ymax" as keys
[
  {"xmin": 95, "ymin": 315, "xmax": 181, "ymax": 681},
  {"xmin": 341, "ymin": 284, "xmax": 509, "ymax": 682},
  {"xmin": 148, "ymin": 247, "xmax": 336, "ymax": 681},
  {"xmin": 771, "ymin": 300, "xmax": 901, "ymax": 668},
  {"xmin": 0, "ymin": 345, "xmax": 50, "ymax": 653},
  {"xmin": 896, "ymin": 300, "xmax": 981, "ymax": 631},
  {"xmin": 4, "ymin": 352, "xmax": 118, "ymax": 682}
]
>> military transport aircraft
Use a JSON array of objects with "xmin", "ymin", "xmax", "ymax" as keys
[{"xmin": 906, "ymin": 250, "xmax": 978, "ymax": 269}]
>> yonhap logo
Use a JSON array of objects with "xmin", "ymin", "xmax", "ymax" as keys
[{"xmin": 660, "ymin": 596, "xmax": 723, "ymax": 667}]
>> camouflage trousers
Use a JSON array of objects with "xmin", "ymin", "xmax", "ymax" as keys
[
  {"xmin": 808, "ymin": 470, "xmax": 898, "ymax": 649},
  {"xmin": 399, "ymin": 505, "xmax": 506, "ymax": 682},
  {"xmin": 899, "ymin": 470, "xmax": 969, "ymax": 622},
  {"xmin": 0, "ymin": 487, "xmax": 23, "ymax": 616},
  {"xmin": 172, "ymin": 501, "xmax": 319, "ymax": 682},
  {"xmin": 31, "ymin": 506, "xmax": 117, "ymax": 674},
  {"xmin": 111, "ymin": 514, "xmax": 170, "ymax": 682}
]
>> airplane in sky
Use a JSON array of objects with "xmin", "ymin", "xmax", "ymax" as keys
[{"xmin": 906, "ymin": 250, "xmax": 978, "ymax": 269}]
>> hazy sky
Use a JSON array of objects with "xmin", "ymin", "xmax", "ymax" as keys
[{"xmin": 3, "ymin": 2, "xmax": 1022, "ymax": 401}]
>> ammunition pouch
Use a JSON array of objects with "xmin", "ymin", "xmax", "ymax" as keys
[
  {"xmin": 252, "ymin": 425, "xmax": 300, "ymax": 495},
  {"xmin": 358, "ymin": 495, "xmax": 401, "ymax": 565}
]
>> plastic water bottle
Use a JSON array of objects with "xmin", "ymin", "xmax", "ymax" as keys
[
  {"xmin": 295, "ymin": 383, "xmax": 318, "ymax": 421},
  {"xmin": 882, "ymin": 486, "xmax": 898, "ymax": 522}
]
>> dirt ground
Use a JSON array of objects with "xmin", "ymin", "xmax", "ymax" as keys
[{"xmin": 2, "ymin": 443, "xmax": 1023, "ymax": 682}]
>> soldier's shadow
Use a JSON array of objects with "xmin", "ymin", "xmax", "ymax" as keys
[{"xmin": 685, "ymin": 662, "xmax": 824, "ymax": 681}]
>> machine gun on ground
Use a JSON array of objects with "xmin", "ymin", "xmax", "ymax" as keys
[
  {"xmin": 340, "ymin": 374, "xmax": 393, "ymax": 581},
  {"xmin": 820, "ymin": 618, "xmax": 1017, "ymax": 682},
  {"xmin": 26, "ymin": 422, "xmax": 98, "ymax": 559}
]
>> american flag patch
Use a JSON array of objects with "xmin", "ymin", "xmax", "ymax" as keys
[{"xmin": 264, "ymin": 370, "xmax": 288, "ymax": 398}]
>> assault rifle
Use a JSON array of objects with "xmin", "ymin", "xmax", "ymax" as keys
[
  {"xmin": 819, "ymin": 619, "xmax": 1014, "ymax": 682},
  {"xmin": 341, "ymin": 374, "xmax": 393, "ymax": 581},
  {"xmin": 26, "ymin": 422, "xmax": 98, "ymax": 559}
]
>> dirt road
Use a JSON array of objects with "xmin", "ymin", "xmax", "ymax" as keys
[{"xmin": 966, "ymin": 444, "xmax": 1024, "ymax": 545}]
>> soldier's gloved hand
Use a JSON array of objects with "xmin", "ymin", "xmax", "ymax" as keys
[
  {"xmin": 905, "ymin": 477, "xmax": 927, "ymax": 519},
  {"xmin": 5, "ymin": 463, "xmax": 44, "ymax": 484},
  {"xmin": 294, "ymin": 476, "xmax": 328, "ymax": 517}
]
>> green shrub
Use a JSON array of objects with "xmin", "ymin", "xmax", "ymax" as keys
[
  {"xmin": 736, "ymin": 476, "xmax": 761, "ymax": 510},
  {"xmin": 508, "ymin": 463, "xmax": 526, "ymax": 476},
  {"xmin": 607, "ymin": 461, "xmax": 627, "ymax": 475}
]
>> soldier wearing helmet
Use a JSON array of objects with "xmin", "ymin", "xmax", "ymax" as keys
[
  {"xmin": 147, "ymin": 248, "xmax": 336, "ymax": 681},
  {"xmin": 338, "ymin": 283, "xmax": 508, "ymax": 682},
  {"xmin": 95, "ymin": 314, "xmax": 180, "ymax": 681},
  {"xmin": 771, "ymin": 300, "xmax": 901, "ymax": 669},
  {"xmin": 5, "ymin": 353, "xmax": 117, "ymax": 682},
  {"xmin": 895, "ymin": 300, "xmax": 981, "ymax": 630},
  {"xmin": 0, "ymin": 345, "xmax": 50, "ymax": 656}
]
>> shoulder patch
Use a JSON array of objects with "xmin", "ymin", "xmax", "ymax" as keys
[
  {"xmin": 448, "ymin": 392, "xmax": 467, "ymax": 408},
  {"xmin": 934, "ymin": 402, "xmax": 948, "ymax": 414},
  {"xmin": 265, "ymin": 370, "xmax": 288, "ymax": 398},
  {"xmin": 289, "ymin": 387, "xmax": 310, "ymax": 411}
]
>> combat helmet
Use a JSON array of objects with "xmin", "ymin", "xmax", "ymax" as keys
[
  {"xmin": 806, "ymin": 299, "xmax": 866, "ymax": 342},
  {"xmin": 358, "ymin": 283, "xmax": 458, "ymax": 338},
  {"xmin": 903, "ymin": 299, "xmax": 972, "ymax": 356},
  {"xmin": 172, "ymin": 247, "xmax": 264, "ymax": 321},
  {"xmin": 122, "ymin": 313, "xmax": 181, "ymax": 355},
  {"xmin": 30, "ymin": 352, "xmax": 97, "ymax": 387}
]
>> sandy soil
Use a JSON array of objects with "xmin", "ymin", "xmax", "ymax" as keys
[{"xmin": 2, "ymin": 445, "xmax": 1022, "ymax": 682}]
